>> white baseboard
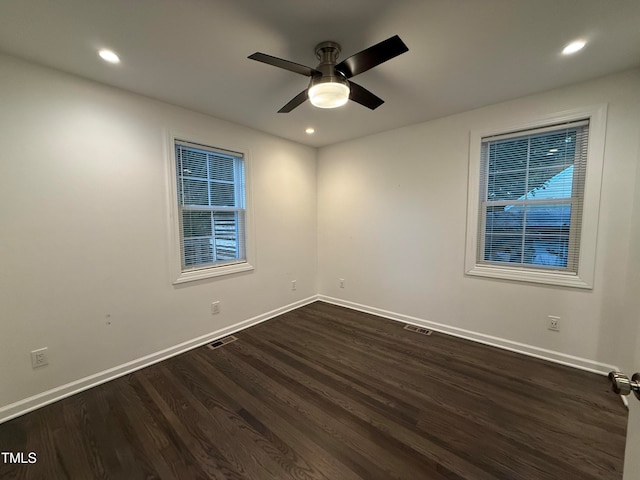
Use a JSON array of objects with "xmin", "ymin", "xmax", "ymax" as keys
[
  {"xmin": 317, "ymin": 295, "xmax": 619, "ymax": 376},
  {"xmin": 2, "ymin": 294, "xmax": 620, "ymax": 424},
  {"xmin": 0, "ymin": 296, "xmax": 318, "ymax": 425}
]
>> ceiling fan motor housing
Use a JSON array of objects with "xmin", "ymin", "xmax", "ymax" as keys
[{"xmin": 311, "ymin": 41, "xmax": 349, "ymax": 89}]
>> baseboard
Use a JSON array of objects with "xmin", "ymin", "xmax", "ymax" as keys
[
  {"xmin": 0, "ymin": 295, "xmax": 319, "ymax": 425},
  {"xmin": 317, "ymin": 295, "xmax": 619, "ymax": 376},
  {"xmin": 2, "ymin": 293, "xmax": 620, "ymax": 424}
]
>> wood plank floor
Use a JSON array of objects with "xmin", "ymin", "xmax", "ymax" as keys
[{"xmin": 0, "ymin": 302, "xmax": 627, "ymax": 479}]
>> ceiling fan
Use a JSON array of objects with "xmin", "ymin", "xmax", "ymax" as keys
[{"xmin": 248, "ymin": 35, "xmax": 408, "ymax": 113}]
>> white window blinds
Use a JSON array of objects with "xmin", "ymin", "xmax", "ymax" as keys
[
  {"xmin": 175, "ymin": 140, "xmax": 246, "ymax": 271},
  {"xmin": 478, "ymin": 120, "xmax": 589, "ymax": 272}
]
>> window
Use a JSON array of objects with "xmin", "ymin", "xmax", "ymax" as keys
[
  {"xmin": 480, "ymin": 121, "xmax": 587, "ymax": 271},
  {"xmin": 169, "ymin": 137, "xmax": 253, "ymax": 283},
  {"xmin": 465, "ymin": 105, "xmax": 606, "ymax": 288}
]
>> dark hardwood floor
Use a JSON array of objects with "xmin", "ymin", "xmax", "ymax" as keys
[{"xmin": 0, "ymin": 302, "xmax": 627, "ymax": 479}]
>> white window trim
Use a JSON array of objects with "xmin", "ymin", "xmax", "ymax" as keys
[
  {"xmin": 464, "ymin": 104, "xmax": 607, "ymax": 289},
  {"xmin": 165, "ymin": 131, "xmax": 255, "ymax": 284}
]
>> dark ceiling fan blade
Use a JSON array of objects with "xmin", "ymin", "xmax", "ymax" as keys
[
  {"xmin": 248, "ymin": 52, "xmax": 321, "ymax": 77},
  {"xmin": 278, "ymin": 90, "xmax": 309, "ymax": 113},
  {"xmin": 348, "ymin": 81, "xmax": 384, "ymax": 110},
  {"xmin": 335, "ymin": 35, "xmax": 408, "ymax": 79}
]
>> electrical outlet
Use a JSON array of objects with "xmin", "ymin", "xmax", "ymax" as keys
[
  {"xmin": 339, "ymin": 278, "xmax": 345, "ymax": 288},
  {"xmin": 291, "ymin": 280, "xmax": 297, "ymax": 291},
  {"xmin": 211, "ymin": 301, "xmax": 221, "ymax": 315},
  {"xmin": 31, "ymin": 348, "xmax": 48, "ymax": 368},
  {"xmin": 547, "ymin": 315, "xmax": 560, "ymax": 332}
]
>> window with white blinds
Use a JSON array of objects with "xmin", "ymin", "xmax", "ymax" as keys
[
  {"xmin": 478, "ymin": 120, "xmax": 589, "ymax": 273},
  {"xmin": 465, "ymin": 104, "xmax": 606, "ymax": 289},
  {"xmin": 175, "ymin": 140, "xmax": 246, "ymax": 272}
]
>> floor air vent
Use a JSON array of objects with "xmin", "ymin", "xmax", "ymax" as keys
[
  {"xmin": 404, "ymin": 324, "xmax": 433, "ymax": 336},
  {"xmin": 207, "ymin": 335, "xmax": 238, "ymax": 350}
]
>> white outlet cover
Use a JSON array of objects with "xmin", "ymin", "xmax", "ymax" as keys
[
  {"xmin": 31, "ymin": 348, "xmax": 48, "ymax": 368},
  {"xmin": 211, "ymin": 301, "xmax": 221, "ymax": 314}
]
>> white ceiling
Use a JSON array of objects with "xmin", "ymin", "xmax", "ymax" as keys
[{"xmin": 1, "ymin": 0, "xmax": 639, "ymax": 147}]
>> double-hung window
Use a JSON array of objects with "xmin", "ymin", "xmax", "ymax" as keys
[
  {"xmin": 480, "ymin": 121, "xmax": 588, "ymax": 271},
  {"xmin": 465, "ymin": 106, "xmax": 606, "ymax": 288},
  {"xmin": 170, "ymin": 138, "xmax": 252, "ymax": 283}
]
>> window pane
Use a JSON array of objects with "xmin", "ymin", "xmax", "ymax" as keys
[
  {"xmin": 210, "ymin": 182, "xmax": 236, "ymax": 207},
  {"xmin": 485, "ymin": 205, "xmax": 524, "ymax": 234},
  {"xmin": 524, "ymin": 203, "xmax": 571, "ymax": 267},
  {"xmin": 213, "ymin": 212, "xmax": 238, "ymax": 260},
  {"xmin": 182, "ymin": 211, "xmax": 212, "ymax": 238},
  {"xmin": 485, "ymin": 201, "xmax": 525, "ymax": 264},
  {"xmin": 484, "ymin": 234, "xmax": 524, "ymax": 264},
  {"xmin": 487, "ymin": 171, "xmax": 527, "ymax": 201},
  {"xmin": 488, "ymin": 138, "xmax": 528, "ymax": 172},
  {"xmin": 178, "ymin": 148, "xmax": 208, "ymax": 178},
  {"xmin": 487, "ymin": 138, "xmax": 529, "ymax": 201},
  {"xmin": 183, "ymin": 238, "xmax": 213, "ymax": 267},
  {"xmin": 526, "ymin": 166, "xmax": 573, "ymax": 199},
  {"xmin": 523, "ymin": 235, "xmax": 569, "ymax": 267},
  {"xmin": 524, "ymin": 204, "xmax": 571, "ymax": 233},
  {"xmin": 528, "ymin": 130, "xmax": 577, "ymax": 170},
  {"xmin": 210, "ymin": 155, "xmax": 235, "ymax": 182},
  {"xmin": 182, "ymin": 179, "xmax": 208, "ymax": 205}
]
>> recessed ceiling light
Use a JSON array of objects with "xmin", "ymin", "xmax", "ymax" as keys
[
  {"xmin": 98, "ymin": 49, "xmax": 120, "ymax": 64},
  {"xmin": 562, "ymin": 40, "xmax": 586, "ymax": 55},
  {"xmin": 305, "ymin": 127, "xmax": 315, "ymax": 134}
]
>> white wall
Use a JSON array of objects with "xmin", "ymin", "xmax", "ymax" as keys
[
  {"xmin": 318, "ymin": 68, "xmax": 640, "ymax": 372},
  {"xmin": 2, "ymin": 50, "xmax": 638, "ymax": 423},
  {"xmin": 0, "ymin": 54, "xmax": 318, "ymax": 415}
]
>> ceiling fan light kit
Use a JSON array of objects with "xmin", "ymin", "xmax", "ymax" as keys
[
  {"xmin": 308, "ymin": 81, "xmax": 350, "ymax": 108},
  {"xmin": 248, "ymin": 35, "xmax": 408, "ymax": 113}
]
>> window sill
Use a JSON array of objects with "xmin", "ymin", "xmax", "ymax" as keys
[
  {"xmin": 465, "ymin": 264, "xmax": 592, "ymax": 289},
  {"xmin": 173, "ymin": 261, "xmax": 254, "ymax": 284}
]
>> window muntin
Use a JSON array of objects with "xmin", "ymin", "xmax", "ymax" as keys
[
  {"xmin": 478, "ymin": 120, "xmax": 589, "ymax": 273},
  {"xmin": 175, "ymin": 140, "xmax": 246, "ymax": 272}
]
